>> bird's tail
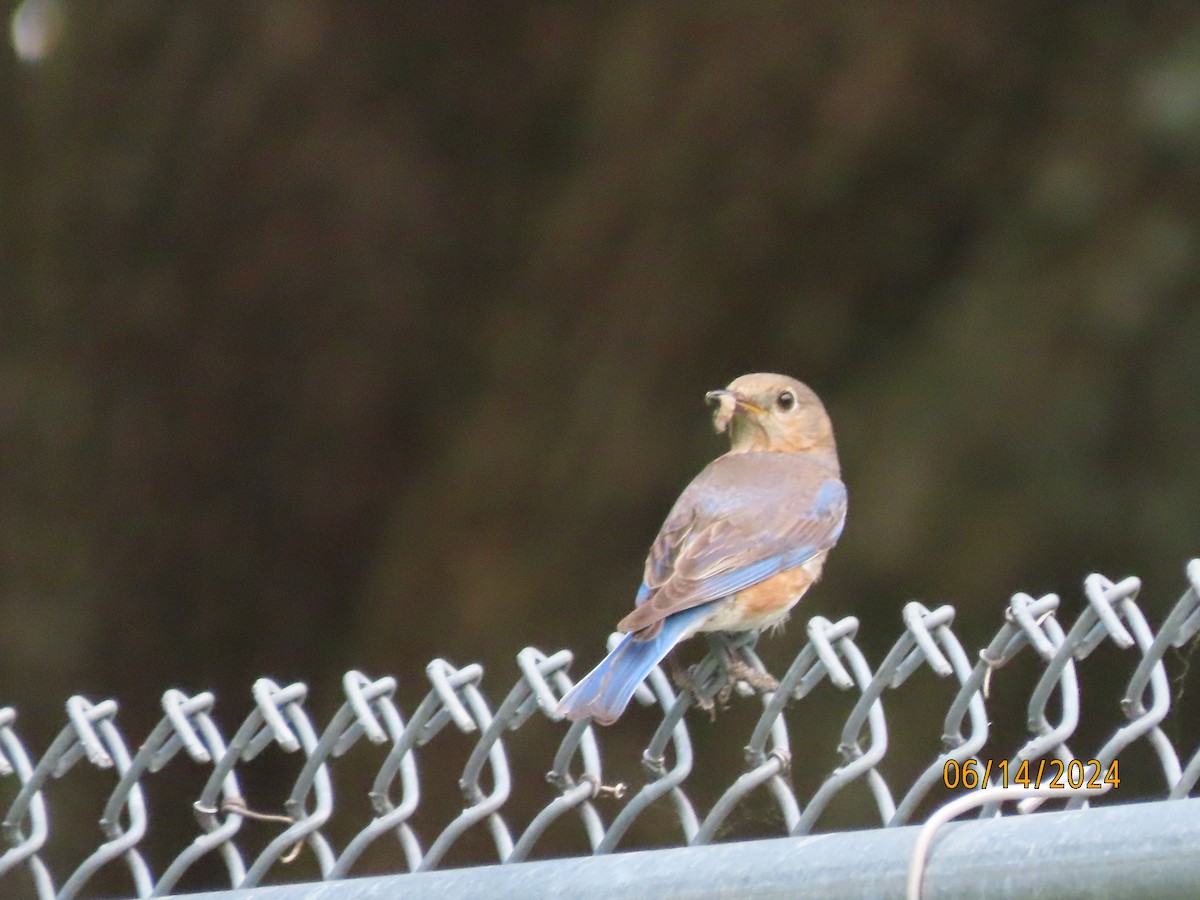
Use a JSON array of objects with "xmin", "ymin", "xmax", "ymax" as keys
[{"xmin": 557, "ymin": 603, "xmax": 716, "ymax": 725}]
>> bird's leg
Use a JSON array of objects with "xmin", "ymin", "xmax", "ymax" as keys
[
  {"xmin": 718, "ymin": 635, "xmax": 780, "ymax": 693},
  {"xmin": 668, "ymin": 654, "xmax": 717, "ymax": 718},
  {"xmin": 725, "ymin": 656, "xmax": 780, "ymax": 692}
]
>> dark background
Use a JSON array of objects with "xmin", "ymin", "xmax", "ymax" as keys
[{"xmin": 3, "ymin": 1, "xmax": 1200, "ymax": 895}]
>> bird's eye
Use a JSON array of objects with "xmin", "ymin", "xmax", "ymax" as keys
[{"xmin": 776, "ymin": 391, "xmax": 796, "ymax": 412}]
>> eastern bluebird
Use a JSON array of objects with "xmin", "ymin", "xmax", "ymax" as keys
[{"xmin": 557, "ymin": 373, "xmax": 846, "ymax": 725}]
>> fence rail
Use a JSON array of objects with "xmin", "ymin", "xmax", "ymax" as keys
[{"xmin": 3, "ymin": 560, "xmax": 1200, "ymax": 898}]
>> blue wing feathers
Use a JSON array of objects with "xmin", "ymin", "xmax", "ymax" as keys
[
  {"xmin": 684, "ymin": 542, "xmax": 819, "ymax": 605},
  {"xmin": 561, "ymin": 464, "xmax": 847, "ymax": 724},
  {"xmin": 556, "ymin": 603, "xmax": 717, "ymax": 724},
  {"xmin": 813, "ymin": 478, "xmax": 845, "ymax": 513},
  {"xmin": 668, "ymin": 475, "xmax": 845, "ymax": 609}
]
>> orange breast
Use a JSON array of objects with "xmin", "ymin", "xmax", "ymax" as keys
[
  {"xmin": 698, "ymin": 553, "xmax": 827, "ymax": 633},
  {"xmin": 737, "ymin": 566, "xmax": 815, "ymax": 617}
]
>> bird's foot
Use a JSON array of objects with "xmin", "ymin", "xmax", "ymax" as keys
[
  {"xmin": 670, "ymin": 658, "xmax": 731, "ymax": 720},
  {"xmin": 693, "ymin": 683, "xmax": 736, "ymax": 721},
  {"xmin": 668, "ymin": 655, "xmax": 695, "ymax": 693},
  {"xmin": 724, "ymin": 657, "xmax": 780, "ymax": 693}
]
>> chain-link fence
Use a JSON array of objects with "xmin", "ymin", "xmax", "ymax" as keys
[{"xmin": 3, "ymin": 561, "xmax": 1200, "ymax": 899}]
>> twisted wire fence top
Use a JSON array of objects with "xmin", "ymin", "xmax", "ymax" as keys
[{"xmin": 2, "ymin": 560, "xmax": 1200, "ymax": 898}]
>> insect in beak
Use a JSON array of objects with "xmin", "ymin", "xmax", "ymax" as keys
[{"xmin": 705, "ymin": 389, "xmax": 763, "ymax": 432}]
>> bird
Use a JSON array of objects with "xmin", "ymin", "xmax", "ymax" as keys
[{"xmin": 556, "ymin": 373, "xmax": 846, "ymax": 725}]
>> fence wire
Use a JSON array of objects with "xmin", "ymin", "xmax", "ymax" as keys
[{"xmin": 3, "ymin": 560, "xmax": 1200, "ymax": 898}]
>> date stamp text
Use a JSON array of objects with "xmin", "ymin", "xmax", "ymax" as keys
[{"xmin": 942, "ymin": 758, "xmax": 1120, "ymax": 791}]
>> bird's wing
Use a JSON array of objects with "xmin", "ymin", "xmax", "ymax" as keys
[{"xmin": 620, "ymin": 453, "xmax": 845, "ymax": 633}]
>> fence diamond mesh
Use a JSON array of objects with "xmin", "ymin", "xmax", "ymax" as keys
[{"xmin": 3, "ymin": 560, "xmax": 1200, "ymax": 898}]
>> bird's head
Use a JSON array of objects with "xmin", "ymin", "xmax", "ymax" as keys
[{"xmin": 706, "ymin": 373, "xmax": 837, "ymax": 463}]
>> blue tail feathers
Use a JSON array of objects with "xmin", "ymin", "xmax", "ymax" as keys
[{"xmin": 556, "ymin": 603, "xmax": 717, "ymax": 725}]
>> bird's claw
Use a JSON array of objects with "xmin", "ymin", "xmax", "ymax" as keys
[
  {"xmin": 691, "ymin": 682, "xmax": 735, "ymax": 721},
  {"xmin": 724, "ymin": 657, "xmax": 780, "ymax": 693},
  {"xmin": 671, "ymin": 659, "xmax": 733, "ymax": 720},
  {"xmin": 670, "ymin": 642, "xmax": 778, "ymax": 721}
]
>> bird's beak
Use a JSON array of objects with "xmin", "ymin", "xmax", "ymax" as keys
[
  {"xmin": 705, "ymin": 390, "xmax": 764, "ymax": 413},
  {"xmin": 706, "ymin": 389, "xmax": 763, "ymax": 434}
]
